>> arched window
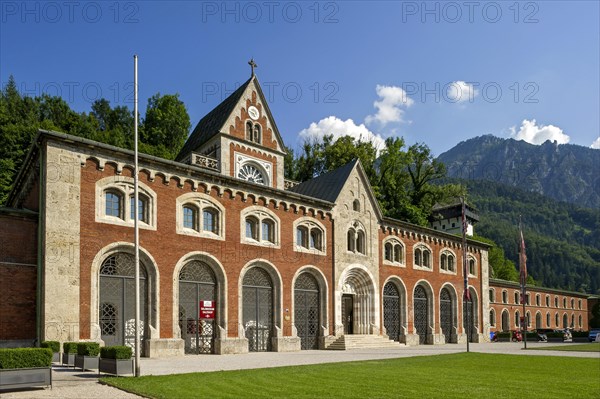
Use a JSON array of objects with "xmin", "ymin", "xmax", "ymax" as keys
[
  {"xmin": 347, "ymin": 229, "xmax": 355, "ymax": 252},
  {"xmin": 295, "ymin": 220, "xmax": 325, "ymax": 253},
  {"xmin": 468, "ymin": 258, "xmax": 476, "ymax": 275},
  {"xmin": 246, "ymin": 216, "xmax": 259, "ymax": 240},
  {"xmin": 183, "ymin": 205, "xmax": 198, "ymax": 231},
  {"xmin": 203, "ymin": 208, "xmax": 219, "ymax": 234},
  {"xmin": 178, "ymin": 194, "xmax": 224, "ymax": 239},
  {"xmin": 526, "ymin": 293, "xmax": 530, "ymax": 306},
  {"xmin": 440, "ymin": 250, "xmax": 456, "ymax": 273},
  {"xmin": 356, "ymin": 231, "xmax": 365, "ymax": 254},
  {"xmin": 297, "ymin": 226, "xmax": 308, "ymax": 247},
  {"xmin": 489, "ymin": 309, "xmax": 496, "ymax": 326},
  {"xmin": 536, "ymin": 294, "xmax": 541, "ymax": 306},
  {"xmin": 415, "ymin": 248, "xmax": 422, "ymax": 266},
  {"xmin": 261, "ymin": 219, "xmax": 275, "ymax": 243},
  {"xmin": 515, "ymin": 311, "xmax": 520, "ymax": 328},
  {"xmin": 105, "ymin": 190, "xmax": 123, "ymax": 219},
  {"xmin": 384, "ymin": 242, "xmax": 393, "ymax": 261},
  {"xmin": 554, "ymin": 297, "xmax": 559, "ymax": 307},
  {"xmin": 97, "ymin": 177, "xmax": 157, "ymax": 229},
  {"xmin": 347, "ymin": 223, "xmax": 366, "ymax": 255},
  {"xmin": 253, "ymin": 124, "xmax": 261, "ymax": 143},
  {"xmin": 393, "ymin": 245, "xmax": 402, "ymax": 263},
  {"xmin": 570, "ymin": 298, "xmax": 574, "ymax": 309},
  {"xmin": 546, "ymin": 295, "xmax": 550, "ymax": 307},
  {"xmin": 502, "ymin": 290, "xmax": 508, "ymax": 304},
  {"xmin": 578, "ymin": 299, "xmax": 582, "ymax": 309},
  {"xmin": 246, "ymin": 121, "xmax": 253, "ymax": 141},
  {"xmin": 546, "ymin": 312, "xmax": 550, "ymax": 327},
  {"xmin": 563, "ymin": 298, "xmax": 567, "ymax": 308},
  {"xmin": 414, "ymin": 245, "xmax": 432, "ymax": 269},
  {"xmin": 353, "ymin": 199, "xmax": 360, "ymax": 212},
  {"xmin": 555, "ymin": 313, "xmax": 559, "ymax": 327},
  {"xmin": 578, "ymin": 314, "xmax": 582, "ymax": 328},
  {"xmin": 514, "ymin": 291, "xmax": 520, "ymax": 304},
  {"xmin": 242, "ymin": 208, "xmax": 279, "ymax": 246},
  {"xmin": 130, "ymin": 194, "xmax": 149, "ymax": 223},
  {"xmin": 310, "ymin": 229, "xmax": 322, "ymax": 251}
]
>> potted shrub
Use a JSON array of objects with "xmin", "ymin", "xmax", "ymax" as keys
[
  {"xmin": 74, "ymin": 342, "xmax": 100, "ymax": 371},
  {"xmin": 0, "ymin": 348, "xmax": 52, "ymax": 390},
  {"xmin": 62, "ymin": 342, "xmax": 78, "ymax": 367},
  {"xmin": 99, "ymin": 346, "xmax": 133, "ymax": 376},
  {"xmin": 40, "ymin": 341, "xmax": 60, "ymax": 363}
]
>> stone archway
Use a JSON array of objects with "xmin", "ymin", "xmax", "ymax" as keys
[{"xmin": 338, "ymin": 266, "xmax": 377, "ymax": 335}]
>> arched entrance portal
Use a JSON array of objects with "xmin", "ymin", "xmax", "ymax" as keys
[
  {"xmin": 99, "ymin": 253, "xmax": 148, "ymax": 354},
  {"xmin": 243, "ymin": 267, "xmax": 273, "ymax": 352},
  {"xmin": 294, "ymin": 273, "xmax": 320, "ymax": 350},
  {"xmin": 178, "ymin": 261, "xmax": 216, "ymax": 354},
  {"xmin": 440, "ymin": 287, "xmax": 453, "ymax": 343},
  {"xmin": 463, "ymin": 288, "xmax": 478, "ymax": 342},
  {"xmin": 339, "ymin": 267, "xmax": 376, "ymax": 335},
  {"xmin": 414, "ymin": 285, "xmax": 429, "ymax": 344},
  {"xmin": 383, "ymin": 282, "xmax": 401, "ymax": 341}
]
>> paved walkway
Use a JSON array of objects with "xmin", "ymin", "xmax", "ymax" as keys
[{"xmin": 2, "ymin": 342, "xmax": 598, "ymax": 398}]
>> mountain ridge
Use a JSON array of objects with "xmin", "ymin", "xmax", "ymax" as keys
[{"xmin": 438, "ymin": 135, "xmax": 600, "ymax": 208}]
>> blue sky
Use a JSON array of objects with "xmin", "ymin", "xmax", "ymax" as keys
[{"xmin": 1, "ymin": 1, "xmax": 599, "ymax": 155}]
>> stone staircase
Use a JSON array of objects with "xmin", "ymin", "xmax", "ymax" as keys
[{"xmin": 326, "ymin": 334, "xmax": 403, "ymax": 350}]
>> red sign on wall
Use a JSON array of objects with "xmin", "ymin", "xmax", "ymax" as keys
[{"xmin": 199, "ymin": 300, "xmax": 215, "ymax": 319}]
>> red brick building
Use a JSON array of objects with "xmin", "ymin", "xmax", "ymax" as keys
[
  {"xmin": 488, "ymin": 279, "xmax": 589, "ymax": 332},
  {"xmin": 0, "ymin": 71, "xmax": 590, "ymax": 355}
]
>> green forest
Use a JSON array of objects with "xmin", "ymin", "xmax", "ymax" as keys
[{"xmin": 2, "ymin": 77, "xmax": 597, "ymax": 293}]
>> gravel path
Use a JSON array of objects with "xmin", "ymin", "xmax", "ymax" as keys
[{"xmin": 2, "ymin": 341, "xmax": 597, "ymax": 398}]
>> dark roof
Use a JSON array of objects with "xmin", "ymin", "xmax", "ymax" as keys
[
  {"xmin": 175, "ymin": 78, "xmax": 252, "ymax": 161},
  {"xmin": 288, "ymin": 160, "xmax": 357, "ymax": 202},
  {"xmin": 430, "ymin": 201, "xmax": 479, "ymax": 222}
]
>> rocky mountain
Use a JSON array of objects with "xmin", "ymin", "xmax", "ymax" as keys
[{"xmin": 438, "ymin": 135, "xmax": 600, "ymax": 209}]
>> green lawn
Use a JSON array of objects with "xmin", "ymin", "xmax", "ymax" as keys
[
  {"xmin": 101, "ymin": 353, "xmax": 600, "ymax": 399},
  {"xmin": 533, "ymin": 343, "xmax": 600, "ymax": 352}
]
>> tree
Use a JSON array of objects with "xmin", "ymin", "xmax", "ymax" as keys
[{"xmin": 140, "ymin": 93, "xmax": 190, "ymax": 160}]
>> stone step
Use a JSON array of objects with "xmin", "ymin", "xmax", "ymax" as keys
[{"xmin": 326, "ymin": 334, "xmax": 402, "ymax": 350}]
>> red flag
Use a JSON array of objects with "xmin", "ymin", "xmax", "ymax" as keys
[{"xmin": 519, "ymin": 226, "xmax": 527, "ymax": 299}]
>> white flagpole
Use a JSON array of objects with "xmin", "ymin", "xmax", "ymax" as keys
[
  {"xmin": 461, "ymin": 197, "xmax": 469, "ymax": 353},
  {"xmin": 133, "ymin": 54, "xmax": 141, "ymax": 377}
]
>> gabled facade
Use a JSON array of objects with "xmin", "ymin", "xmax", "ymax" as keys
[{"xmin": 10, "ymin": 69, "xmax": 588, "ymax": 356}]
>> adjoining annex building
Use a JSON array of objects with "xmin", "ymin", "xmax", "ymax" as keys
[{"xmin": 0, "ymin": 70, "xmax": 590, "ymax": 356}]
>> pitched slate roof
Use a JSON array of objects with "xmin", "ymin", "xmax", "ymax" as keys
[
  {"xmin": 175, "ymin": 77, "xmax": 252, "ymax": 162},
  {"xmin": 288, "ymin": 160, "xmax": 358, "ymax": 202}
]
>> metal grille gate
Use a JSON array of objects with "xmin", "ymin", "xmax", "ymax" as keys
[
  {"xmin": 99, "ymin": 254, "xmax": 147, "ymax": 355},
  {"xmin": 463, "ymin": 297, "xmax": 475, "ymax": 342},
  {"xmin": 243, "ymin": 267, "xmax": 273, "ymax": 352},
  {"xmin": 414, "ymin": 285, "xmax": 428, "ymax": 344},
  {"xmin": 178, "ymin": 261, "xmax": 216, "ymax": 354},
  {"xmin": 440, "ymin": 288, "xmax": 453, "ymax": 343},
  {"xmin": 383, "ymin": 282, "xmax": 401, "ymax": 341},
  {"xmin": 294, "ymin": 273, "xmax": 319, "ymax": 350}
]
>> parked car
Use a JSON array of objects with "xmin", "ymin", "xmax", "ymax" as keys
[{"xmin": 588, "ymin": 329, "xmax": 600, "ymax": 342}]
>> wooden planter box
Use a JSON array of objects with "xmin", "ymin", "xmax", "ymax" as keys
[
  {"xmin": 98, "ymin": 358, "xmax": 134, "ymax": 376},
  {"xmin": 62, "ymin": 353, "xmax": 76, "ymax": 367},
  {"xmin": 74, "ymin": 355, "xmax": 99, "ymax": 371},
  {"xmin": 0, "ymin": 367, "xmax": 52, "ymax": 390}
]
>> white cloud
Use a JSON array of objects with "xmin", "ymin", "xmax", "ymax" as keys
[
  {"xmin": 510, "ymin": 119, "xmax": 570, "ymax": 145},
  {"xmin": 591, "ymin": 137, "xmax": 600, "ymax": 149},
  {"xmin": 297, "ymin": 116, "xmax": 386, "ymax": 151},
  {"xmin": 446, "ymin": 81, "xmax": 478, "ymax": 103},
  {"xmin": 365, "ymin": 85, "xmax": 413, "ymax": 126}
]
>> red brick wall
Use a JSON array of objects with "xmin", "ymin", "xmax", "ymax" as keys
[
  {"xmin": 0, "ymin": 213, "xmax": 38, "ymax": 341},
  {"xmin": 378, "ymin": 229, "xmax": 483, "ymax": 335},
  {"xmin": 488, "ymin": 284, "xmax": 588, "ymax": 331},
  {"xmin": 79, "ymin": 159, "xmax": 333, "ymax": 340}
]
